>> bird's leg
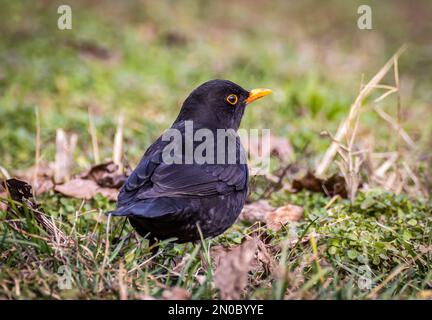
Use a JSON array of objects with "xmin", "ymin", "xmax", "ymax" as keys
[{"xmin": 111, "ymin": 219, "xmax": 128, "ymax": 245}]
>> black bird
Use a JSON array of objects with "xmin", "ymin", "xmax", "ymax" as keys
[{"xmin": 110, "ymin": 79, "xmax": 271, "ymax": 243}]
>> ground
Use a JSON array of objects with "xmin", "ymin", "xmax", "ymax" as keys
[{"xmin": 0, "ymin": 0, "xmax": 431, "ymax": 299}]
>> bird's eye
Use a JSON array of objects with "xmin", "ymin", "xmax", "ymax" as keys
[{"xmin": 226, "ymin": 94, "xmax": 238, "ymax": 105}]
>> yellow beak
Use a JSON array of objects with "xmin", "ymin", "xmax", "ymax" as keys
[{"xmin": 245, "ymin": 88, "xmax": 272, "ymax": 104}]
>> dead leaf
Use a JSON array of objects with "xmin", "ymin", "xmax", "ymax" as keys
[
  {"xmin": 161, "ymin": 287, "xmax": 190, "ymax": 300},
  {"xmin": 213, "ymin": 238, "xmax": 258, "ymax": 300},
  {"xmin": 252, "ymin": 239, "xmax": 277, "ymax": 274},
  {"xmin": 15, "ymin": 162, "xmax": 53, "ymax": 181},
  {"xmin": 52, "ymin": 161, "xmax": 127, "ymax": 201},
  {"xmin": 55, "ymin": 179, "xmax": 98, "ymax": 200},
  {"xmin": 13, "ymin": 161, "xmax": 126, "ymax": 200},
  {"xmin": 212, "ymin": 239, "xmax": 276, "ymax": 289},
  {"xmin": 238, "ymin": 200, "xmax": 274, "ymax": 222},
  {"xmin": 15, "ymin": 162, "xmax": 55, "ymax": 196},
  {"xmin": 54, "ymin": 178, "xmax": 118, "ymax": 200},
  {"xmin": 80, "ymin": 161, "xmax": 128, "ymax": 189},
  {"xmin": 238, "ymin": 201, "xmax": 304, "ymax": 232},
  {"xmin": 324, "ymin": 174, "xmax": 348, "ymax": 198},
  {"xmin": 292, "ymin": 171, "xmax": 322, "ymax": 193},
  {"xmin": 210, "ymin": 245, "xmax": 231, "ymax": 267},
  {"xmin": 292, "ymin": 171, "xmax": 347, "ymax": 198},
  {"xmin": 34, "ymin": 179, "xmax": 55, "ymax": 196},
  {"xmin": 265, "ymin": 204, "xmax": 304, "ymax": 231}
]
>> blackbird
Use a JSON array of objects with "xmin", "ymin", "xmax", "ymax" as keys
[{"xmin": 109, "ymin": 79, "xmax": 271, "ymax": 243}]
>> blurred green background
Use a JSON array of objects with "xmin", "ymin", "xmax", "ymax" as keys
[{"xmin": 1, "ymin": 0, "xmax": 431, "ymax": 173}]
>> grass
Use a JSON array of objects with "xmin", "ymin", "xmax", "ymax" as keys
[
  {"xmin": 0, "ymin": 0, "xmax": 431, "ymax": 299},
  {"xmin": 1, "ymin": 189, "xmax": 430, "ymax": 299}
]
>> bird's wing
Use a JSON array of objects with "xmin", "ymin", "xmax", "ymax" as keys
[
  {"xmin": 116, "ymin": 139, "xmax": 164, "ymax": 207},
  {"xmin": 112, "ymin": 160, "xmax": 247, "ymax": 217},
  {"xmin": 113, "ymin": 120, "xmax": 248, "ymax": 217},
  {"xmin": 137, "ymin": 162, "xmax": 248, "ymax": 199}
]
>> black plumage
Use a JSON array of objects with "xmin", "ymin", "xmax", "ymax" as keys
[{"xmin": 109, "ymin": 79, "xmax": 271, "ymax": 243}]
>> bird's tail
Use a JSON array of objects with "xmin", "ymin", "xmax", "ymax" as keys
[
  {"xmin": 106, "ymin": 198, "xmax": 179, "ymax": 218},
  {"xmin": 106, "ymin": 204, "xmax": 134, "ymax": 217}
]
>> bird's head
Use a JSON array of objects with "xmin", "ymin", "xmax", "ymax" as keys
[{"xmin": 175, "ymin": 79, "xmax": 272, "ymax": 131}]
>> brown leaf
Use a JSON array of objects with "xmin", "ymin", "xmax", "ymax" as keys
[
  {"xmin": 292, "ymin": 171, "xmax": 322, "ymax": 193},
  {"xmin": 161, "ymin": 287, "xmax": 190, "ymax": 300},
  {"xmin": 210, "ymin": 245, "xmax": 231, "ymax": 267},
  {"xmin": 292, "ymin": 171, "xmax": 347, "ymax": 198},
  {"xmin": 239, "ymin": 200, "xmax": 304, "ymax": 232},
  {"xmin": 15, "ymin": 162, "xmax": 53, "ymax": 181},
  {"xmin": 54, "ymin": 178, "xmax": 118, "ymax": 200},
  {"xmin": 80, "ymin": 161, "xmax": 128, "ymax": 189},
  {"xmin": 47, "ymin": 160, "xmax": 127, "ymax": 201},
  {"xmin": 55, "ymin": 179, "xmax": 98, "ymax": 200},
  {"xmin": 252, "ymin": 239, "xmax": 277, "ymax": 274},
  {"xmin": 14, "ymin": 160, "xmax": 127, "ymax": 199},
  {"xmin": 265, "ymin": 204, "xmax": 304, "ymax": 231},
  {"xmin": 15, "ymin": 162, "xmax": 55, "ymax": 196},
  {"xmin": 212, "ymin": 239, "xmax": 276, "ymax": 286},
  {"xmin": 213, "ymin": 238, "xmax": 258, "ymax": 300},
  {"xmin": 238, "ymin": 200, "xmax": 274, "ymax": 222}
]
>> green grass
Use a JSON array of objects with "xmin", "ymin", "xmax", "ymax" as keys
[
  {"xmin": 0, "ymin": 0, "xmax": 431, "ymax": 299},
  {"xmin": 1, "ymin": 189, "xmax": 430, "ymax": 299}
]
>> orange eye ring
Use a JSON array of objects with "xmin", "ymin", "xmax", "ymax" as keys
[{"xmin": 226, "ymin": 94, "xmax": 238, "ymax": 105}]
